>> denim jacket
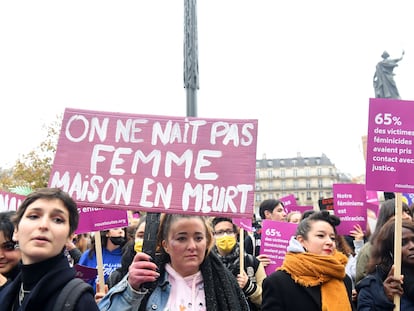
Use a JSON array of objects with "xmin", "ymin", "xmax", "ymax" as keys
[{"xmin": 98, "ymin": 272, "xmax": 171, "ymax": 311}]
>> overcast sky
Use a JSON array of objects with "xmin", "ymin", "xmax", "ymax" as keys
[{"xmin": 1, "ymin": 1, "xmax": 413, "ymax": 177}]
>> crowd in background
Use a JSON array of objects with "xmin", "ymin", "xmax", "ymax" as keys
[{"xmin": 0, "ymin": 189, "xmax": 413, "ymax": 310}]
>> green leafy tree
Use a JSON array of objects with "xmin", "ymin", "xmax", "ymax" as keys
[{"xmin": 0, "ymin": 115, "xmax": 62, "ymax": 192}]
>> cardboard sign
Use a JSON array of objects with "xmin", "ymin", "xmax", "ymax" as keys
[
  {"xmin": 49, "ymin": 108, "xmax": 258, "ymax": 218},
  {"xmin": 366, "ymin": 98, "xmax": 414, "ymax": 192},
  {"xmin": 333, "ymin": 183, "xmax": 367, "ymax": 235},
  {"xmin": 260, "ymin": 220, "xmax": 297, "ymax": 275},
  {"xmin": 279, "ymin": 194, "xmax": 297, "ymax": 208},
  {"xmin": 76, "ymin": 204, "xmax": 129, "ymax": 234},
  {"xmin": 74, "ymin": 264, "xmax": 98, "ymax": 282},
  {"xmin": 233, "ymin": 217, "xmax": 252, "ymax": 232}
]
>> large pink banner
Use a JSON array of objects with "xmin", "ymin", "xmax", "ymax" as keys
[
  {"xmin": 49, "ymin": 108, "xmax": 258, "ymax": 218},
  {"xmin": 366, "ymin": 98, "xmax": 414, "ymax": 192},
  {"xmin": 279, "ymin": 194, "xmax": 296, "ymax": 208}
]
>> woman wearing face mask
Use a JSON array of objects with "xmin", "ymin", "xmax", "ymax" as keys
[
  {"xmin": 79, "ymin": 227, "xmax": 126, "ymax": 292},
  {"xmin": 262, "ymin": 210, "xmax": 354, "ymax": 311},
  {"xmin": 106, "ymin": 216, "xmax": 146, "ymax": 289},
  {"xmin": 211, "ymin": 217, "xmax": 265, "ymax": 311}
]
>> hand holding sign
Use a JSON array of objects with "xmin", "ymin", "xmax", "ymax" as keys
[{"xmin": 128, "ymin": 252, "xmax": 160, "ymax": 291}]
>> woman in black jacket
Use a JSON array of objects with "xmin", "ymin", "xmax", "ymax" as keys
[{"xmin": 0, "ymin": 188, "xmax": 99, "ymax": 310}]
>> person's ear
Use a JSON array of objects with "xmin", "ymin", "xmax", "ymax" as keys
[{"xmin": 296, "ymin": 235, "xmax": 306, "ymax": 248}]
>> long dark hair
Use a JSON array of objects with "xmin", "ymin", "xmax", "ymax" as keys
[
  {"xmin": 367, "ymin": 218, "xmax": 414, "ymax": 275},
  {"xmin": 369, "ymin": 199, "xmax": 409, "ymax": 243}
]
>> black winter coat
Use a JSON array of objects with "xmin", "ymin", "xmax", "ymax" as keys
[
  {"xmin": 0, "ymin": 252, "xmax": 98, "ymax": 311},
  {"xmin": 262, "ymin": 270, "xmax": 354, "ymax": 311}
]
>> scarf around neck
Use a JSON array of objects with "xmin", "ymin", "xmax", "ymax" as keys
[{"xmin": 279, "ymin": 250, "xmax": 351, "ymax": 311}]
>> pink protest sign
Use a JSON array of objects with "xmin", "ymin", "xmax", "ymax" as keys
[
  {"xmin": 0, "ymin": 191, "xmax": 25, "ymax": 212},
  {"xmin": 75, "ymin": 264, "xmax": 98, "ymax": 282},
  {"xmin": 333, "ymin": 184, "xmax": 367, "ymax": 235},
  {"xmin": 260, "ymin": 220, "xmax": 297, "ymax": 275},
  {"xmin": 366, "ymin": 190, "xmax": 379, "ymax": 205},
  {"xmin": 76, "ymin": 204, "xmax": 129, "ymax": 234},
  {"xmin": 279, "ymin": 194, "xmax": 296, "ymax": 208},
  {"xmin": 49, "ymin": 108, "xmax": 258, "ymax": 218},
  {"xmin": 366, "ymin": 98, "xmax": 414, "ymax": 192},
  {"xmin": 233, "ymin": 217, "xmax": 252, "ymax": 232}
]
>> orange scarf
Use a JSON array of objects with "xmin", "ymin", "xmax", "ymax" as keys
[{"xmin": 278, "ymin": 251, "xmax": 351, "ymax": 311}]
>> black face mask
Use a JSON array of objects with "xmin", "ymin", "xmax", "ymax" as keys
[{"xmin": 109, "ymin": 237, "xmax": 126, "ymax": 246}]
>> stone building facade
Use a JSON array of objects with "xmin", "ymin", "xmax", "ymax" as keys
[{"xmin": 254, "ymin": 153, "xmax": 352, "ymax": 215}]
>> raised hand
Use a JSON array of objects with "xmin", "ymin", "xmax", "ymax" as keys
[{"xmin": 128, "ymin": 252, "xmax": 160, "ymax": 291}]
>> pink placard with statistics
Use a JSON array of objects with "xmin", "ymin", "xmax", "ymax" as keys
[{"xmin": 366, "ymin": 98, "xmax": 414, "ymax": 192}]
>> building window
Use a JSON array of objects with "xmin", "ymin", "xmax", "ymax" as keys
[
  {"xmin": 306, "ymin": 180, "xmax": 311, "ymax": 189},
  {"xmin": 256, "ymin": 170, "xmax": 260, "ymax": 178},
  {"xmin": 294, "ymin": 180, "xmax": 298, "ymax": 189},
  {"xmin": 292, "ymin": 159, "xmax": 297, "ymax": 166},
  {"xmin": 267, "ymin": 170, "xmax": 273, "ymax": 178},
  {"xmin": 280, "ymin": 169, "xmax": 285, "ymax": 177},
  {"xmin": 280, "ymin": 160, "xmax": 285, "ymax": 166},
  {"xmin": 268, "ymin": 181, "xmax": 273, "ymax": 190},
  {"xmin": 318, "ymin": 179, "xmax": 323, "ymax": 188},
  {"xmin": 267, "ymin": 160, "xmax": 273, "ymax": 167},
  {"xmin": 316, "ymin": 158, "xmax": 321, "ymax": 165},
  {"xmin": 306, "ymin": 191, "xmax": 312, "ymax": 200},
  {"xmin": 317, "ymin": 168, "xmax": 322, "ymax": 176},
  {"xmin": 268, "ymin": 193, "xmax": 274, "ymax": 199},
  {"xmin": 255, "ymin": 182, "xmax": 261, "ymax": 190},
  {"xmin": 293, "ymin": 168, "xmax": 298, "ymax": 177},
  {"xmin": 319, "ymin": 191, "xmax": 324, "ymax": 199},
  {"xmin": 281, "ymin": 181, "xmax": 286, "ymax": 190},
  {"xmin": 256, "ymin": 193, "xmax": 261, "ymax": 202},
  {"xmin": 305, "ymin": 168, "xmax": 310, "ymax": 176}
]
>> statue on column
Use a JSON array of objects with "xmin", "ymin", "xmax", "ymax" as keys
[{"xmin": 373, "ymin": 50, "xmax": 404, "ymax": 99}]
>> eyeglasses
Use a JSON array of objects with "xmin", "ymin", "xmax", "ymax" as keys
[
  {"xmin": 0, "ymin": 241, "xmax": 17, "ymax": 252},
  {"xmin": 214, "ymin": 230, "xmax": 235, "ymax": 237}
]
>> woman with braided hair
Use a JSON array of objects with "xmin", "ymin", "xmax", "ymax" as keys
[
  {"xmin": 98, "ymin": 213, "xmax": 250, "ymax": 311},
  {"xmin": 262, "ymin": 210, "xmax": 354, "ymax": 311}
]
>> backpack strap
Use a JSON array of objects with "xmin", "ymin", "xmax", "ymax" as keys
[{"xmin": 53, "ymin": 278, "xmax": 94, "ymax": 311}]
